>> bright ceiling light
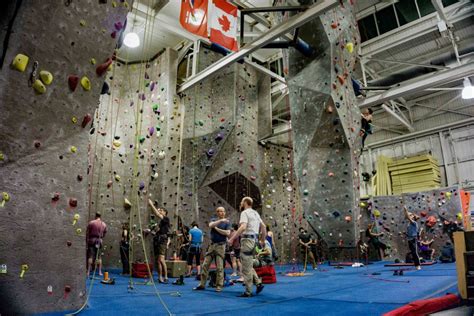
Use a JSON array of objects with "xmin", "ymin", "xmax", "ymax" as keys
[
  {"xmin": 124, "ymin": 32, "xmax": 140, "ymax": 48},
  {"xmin": 462, "ymin": 78, "xmax": 474, "ymax": 99}
]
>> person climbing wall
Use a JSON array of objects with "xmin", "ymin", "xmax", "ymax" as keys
[{"xmin": 360, "ymin": 108, "xmax": 373, "ymax": 149}]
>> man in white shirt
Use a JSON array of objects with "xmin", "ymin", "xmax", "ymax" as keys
[{"xmin": 228, "ymin": 197, "xmax": 266, "ymax": 297}]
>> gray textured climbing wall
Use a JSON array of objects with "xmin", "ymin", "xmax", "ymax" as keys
[
  {"xmin": 179, "ymin": 49, "xmax": 266, "ymax": 226},
  {"xmin": 366, "ymin": 187, "xmax": 463, "ymax": 260},
  {"xmin": 90, "ymin": 49, "xmax": 178, "ymax": 269},
  {"xmin": 260, "ymin": 144, "xmax": 303, "ymax": 262},
  {"xmin": 287, "ymin": 0, "xmax": 362, "ymax": 248},
  {"xmin": 0, "ymin": 1, "xmax": 127, "ymax": 314}
]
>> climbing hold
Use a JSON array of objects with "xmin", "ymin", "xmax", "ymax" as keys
[
  {"xmin": 373, "ymin": 209, "xmax": 381, "ymax": 217},
  {"xmin": 80, "ymin": 76, "xmax": 91, "ymax": 91},
  {"xmin": 198, "ymin": 120, "xmax": 204, "ymax": 126},
  {"xmin": 32, "ymin": 79, "xmax": 46, "ymax": 94},
  {"xmin": 81, "ymin": 114, "xmax": 92, "ymax": 128},
  {"xmin": 70, "ymin": 146, "xmax": 77, "ymax": 153},
  {"xmin": 107, "ymin": 180, "xmax": 113, "ymax": 188},
  {"xmin": 39, "ymin": 70, "xmax": 53, "ymax": 85},
  {"xmin": 152, "ymin": 172, "xmax": 158, "ymax": 179},
  {"xmin": 115, "ymin": 174, "xmax": 121, "ymax": 182},
  {"xmin": 331, "ymin": 22, "xmax": 338, "ymax": 29},
  {"xmin": 113, "ymin": 140, "xmax": 121, "ymax": 148},
  {"xmin": 139, "ymin": 181, "xmax": 145, "ymax": 190},
  {"xmin": 337, "ymin": 75, "xmax": 345, "ymax": 85},
  {"xmin": 71, "ymin": 117, "xmax": 78, "ymax": 124},
  {"xmin": 11, "ymin": 54, "xmax": 29, "ymax": 72},
  {"xmin": 215, "ymin": 133, "xmax": 223, "ymax": 141},
  {"xmin": 68, "ymin": 75, "xmax": 79, "ymax": 91},
  {"xmin": 69, "ymin": 198, "xmax": 77, "ymax": 208},
  {"xmin": 344, "ymin": 216, "xmax": 352, "ymax": 222},
  {"xmin": 346, "ymin": 42, "xmax": 354, "ymax": 53},
  {"xmin": 250, "ymin": 176, "xmax": 256, "ymax": 181},
  {"xmin": 158, "ymin": 151, "xmax": 166, "ymax": 160},
  {"xmin": 52, "ymin": 192, "xmax": 60, "ymax": 202},
  {"xmin": 303, "ymin": 189, "xmax": 309, "ymax": 196},
  {"xmin": 445, "ymin": 192, "xmax": 452, "ymax": 199},
  {"xmin": 101, "ymin": 82, "xmax": 110, "ymax": 95},
  {"xmin": 0, "ymin": 152, "xmax": 4, "ymax": 161},
  {"xmin": 47, "ymin": 285, "xmax": 53, "ymax": 295},
  {"xmin": 139, "ymin": 136, "xmax": 145, "ymax": 143},
  {"xmin": 124, "ymin": 198, "xmax": 132, "ymax": 209},
  {"xmin": 72, "ymin": 214, "xmax": 80, "ymax": 226},
  {"xmin": 90, "ymin": 58, "xmax": 96, "ymax": 65},
  {"xmin": 76, "ymin": 228, "xmax": 82, "ymax": 234},
  {"xmin": 328, "ymin": 172, "xmax": 335, "ymax": 177},
  {"xmin": 426, "ymin": 216, "xmax": 437, "ymax": 227},
  {"xmin": 286, "ymin": 186, "xmax": 293, "ymax": 192},
  {"xmin": 0, "ymin": 192, "xmax": 10, "ymax": 207},
  {"xmin": 96, "ymin": 58, "xmax": 112, "ymax": 77},
  {"xmin": 206, "ymin": 149, "xmax": 215, "ymax": 157},
  {"xmin": 19, "ymin": 264, "xmax": 29, "ymax": 278},
  {"xmin": 457, "ymin": 212, "xmax": 463, "ymax": 221},
  {"xmin": 149, "ymin": 127, "xmax": 155, "ymax": 136},
  {"xmin": 79, "ymin": 19, "xmax": 87, "ymax": 26}
]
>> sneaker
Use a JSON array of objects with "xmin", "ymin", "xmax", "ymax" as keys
[
  {"xmin": 193, "ymin": 285, "xmax": 205, "ymax": 291},
  {"xmin": 237, "ymin": 292, "xmax": 252, "ymax": 297},
  {"xmin": 416, "ymin": 266, "xmax": 421, "ymax": 270},
  {"xmin": 256, "ymin": 284, "xmax": 264, "ymax": 294},
  {"xmin": 215, "ymin": 287, "xmax": 222, "ymax": 292}
]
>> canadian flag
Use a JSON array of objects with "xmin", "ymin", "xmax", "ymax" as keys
[{"xmin": 209, "ymin": 0, "xmax": 239, "ymax": 51}]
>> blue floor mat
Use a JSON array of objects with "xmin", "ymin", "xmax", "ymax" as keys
[{"xmin": 38, "ymin": 261, "xmax": 459, "ymax": 316}]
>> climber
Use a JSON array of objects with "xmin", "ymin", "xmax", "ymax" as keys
[
  {"xmin": 86, "ymin": 212, "xmax": 107, "ymax": 277},
  {"xmin": 365, "ymin": 222, "xmax": 388, "ymax": 259},
  {"xmin": 404, "ymin": 206, "xmax": 421, "ymax": 270},
  {"xmin": 360, "ymin": 108, "xmax": 373, "ymax": 149}
]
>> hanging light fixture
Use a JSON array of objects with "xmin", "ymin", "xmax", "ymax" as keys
[
  {"xmin": 124, "ymin": 32, "xmax": 140, "ymax": 48},
  {"xmin": 462, "ymin": 78, "xmax": 474, "ymax": 99}
]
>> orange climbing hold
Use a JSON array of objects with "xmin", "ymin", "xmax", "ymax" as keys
[{"xmin": 337, "ymin": 75, "xmax": 345, "ymax": 85}]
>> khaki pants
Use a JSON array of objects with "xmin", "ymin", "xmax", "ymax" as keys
[
  {"xmin": 199, "ymin": 243, "xmax": 225, "ymax": 289},
  {"xmin": 241, "ymin": 238, "xmax": 260, "ymax": 295}
]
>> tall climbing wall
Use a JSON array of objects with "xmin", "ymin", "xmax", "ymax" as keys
[
  {"xmin": 179, "ymin": 49, "xmax": 267, "ymax": 227},
  {"xmin": 90, "ymin": 49, "xmax": 178, "ymax": 269},
  {"xmin": 260, "ymin": 144, "xmax": 303, "ymax": 262},
  {"xmin": 0, "ymin": 1, "xmax": 127, "ymax": 314},
  {"xmin": 366, "ymin": 187, "xmax": 463, "ymax": 260},
  {"xmin": 287, "ymin": 0, "xmax": 362, "ymax": 248}
]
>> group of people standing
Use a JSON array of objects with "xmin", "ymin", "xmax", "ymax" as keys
[{"xmin": 148, "ymin": 196, "xmax": 272, "ymax": 297}]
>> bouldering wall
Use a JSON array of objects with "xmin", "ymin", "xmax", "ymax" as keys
[
  {"xmin": 366, "ymin": 187, "xmax": 463, "ymax": 260},
  {"xmin": 89, "ymin": 48, "xmax": 179, "ymax": 269},
  {"xmin": 0, "ymin": 1, "xmax": 127, "ymax": 314},
  {"xmin": 287, "ymin": 0, "xmax": 362, "ymax": 249}
]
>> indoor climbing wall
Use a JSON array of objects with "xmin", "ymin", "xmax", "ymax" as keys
[
  {"xmin": 287, "ymin": 0, "xmax": 362, "ymax": 248},
  {"xmin": 90, "ymin": 49, "xmax": 179, "ymax": 269},
  {"xmin": 367, "ymin": 187, "xmax": 463, "ymax": 260},
  {"xmin": 260, "ymin": 144, "xmax": 303, "ymax": 263},
  {"xmin": 0, "ymin": 1, "xmax": 127, "ymax": 314},
  {"xmin": 179, "ymin": 49, "xmax": 268, "ymax": 227}
]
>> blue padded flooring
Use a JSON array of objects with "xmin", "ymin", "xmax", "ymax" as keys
[{"xmin": 39, "ymin": 261, "xmax": 458, "ymax": 316}]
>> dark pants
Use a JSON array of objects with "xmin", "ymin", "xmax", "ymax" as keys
[
  {"xmin": 408, "ymin": 239, "xmax": 420, "ymax": 266},
  {"xmin": 120, "ymin": 241, "xmax": 130, "ymax": 274}
]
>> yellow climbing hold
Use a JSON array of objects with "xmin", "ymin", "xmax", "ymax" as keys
[
  {"xmin": 346, "ymin": 42, "xmax": 354, "ymax": 53},
  {"xmin": 70, "ymin": 146, "xmax": 77, "ymax": 153},
  {"xmin": 76, "ymin": 228, "xmax": 82, "ymax": 234},
  {"xmin": 115, "ymin": 174, "xmax": 121, "ymax": 182},
  {"xmin": 123, "ymin": 1, "xmax": 129, "ymax": 8},
  {"xmin": 80, "ymin": 19, "xmax": 87, "ymax": 26},
  {"xmin": 457, "ymin": 212, "xmax": 463, "ymax": 221},
  {"xmin": 112, "ymin": 1, "xmax": 117, "ymax": 7},
  {"xmin": 39, "ymin": 70, "xmax": 53, "ymax": 85},
  {"xmin": 90, "ymin": 58, "xmax": 96, "ymax": 65},
  {"xmin": 80, "ymin": 76, "xmax": 91, "ymax": 91},
  {"xmin": 373, "ymin": 209, "xmax": 381, "ymax": 217},
  {"xmin": 0, "ymin": 152, "xmax": 4, "ymax": 161},
  {"xmin": 32, "ymin": 79, "xmax": 46, "ymax": 94},
  {"xmin": 2, "ymin": 192, "xmax": 10, "ymax": 202},
  {"xmin": 124, "ymin": 198, "xmax": 132, "ymax": 209},
  {"xmin": 11, "ymin": 54, "xmax": 29, "ymax": 72},
  {"xmin": 71, "ymin": 117, "xmax": 78, "ymax": 124},
  {"xmin": 445, "ymin": 192, "xmax": 452, "ymax": 199},
  {"xmin": 113, "ymin": 140, "xmax": 121, "ymax": 148},
  {"xmin": 73, "ymin": 213, "xmax": 80, "ymax": 226}
]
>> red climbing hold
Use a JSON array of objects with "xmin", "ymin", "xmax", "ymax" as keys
[
  {"xmin": 96, "ymin": 58, "xmax": 112, "ymax": 77},
  {"xmin": 81, "ymin": 114, "xmax": 92, "ymax": 128},
  {"xmin": 68, "ymin": 75, "xmax": 79, "ymax": 92},
  {"xmin": 426, "ymin": 216, "xmax": 437, "ymax": 227},
  {"xmin": 331, "ymin": 22, "xmax": 338, "ymax": 29},
  {"xmin": 337, "ymin": 75, "xmax": 345, "ymax": 85},
  {"xmin": 69, "ymin": 198, "xmax": 77, "ymax": 208}
]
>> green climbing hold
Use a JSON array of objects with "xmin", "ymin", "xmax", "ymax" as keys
[{"xmin": 139, "ymin": 136, "xmax": 145, "ymax": 143}]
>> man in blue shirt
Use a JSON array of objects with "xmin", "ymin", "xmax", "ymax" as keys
[
  {"xmin": 193, "ymin": 207, "xmax": 231, "ymax": 292},
  {"xmin": 186, "ymin": 222, "xmax": 203, "ymax": 277},
  {"xmin": 404, "ymin": 206, "xmax": 421, "ymax": 270}
]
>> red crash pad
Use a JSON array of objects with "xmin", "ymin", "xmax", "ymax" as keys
[
  {"xmin": 255, "ymin": 265, "xmax": 277, "ymax": 284},
  {"xmin": 383, "ymin": 293, "xmax": 460, "ymax": 316}
]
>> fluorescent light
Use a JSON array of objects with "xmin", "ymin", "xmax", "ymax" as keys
[
  {"xmin": 124, "ymin": 32, "xmax": 140, "ymax": 48},
  {"xmin": 462, "ymin": 78, "xmax": 474, "ymax": 99}
]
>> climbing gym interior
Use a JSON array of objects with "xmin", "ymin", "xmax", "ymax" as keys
[{"xmin": 1, "ymin": 0, "xmax": 474, "ymax": 315}]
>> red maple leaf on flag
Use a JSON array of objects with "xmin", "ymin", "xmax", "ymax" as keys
[{"xmin": 218, "ymin": 15, "xmax": 231, "ymax": 32}]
